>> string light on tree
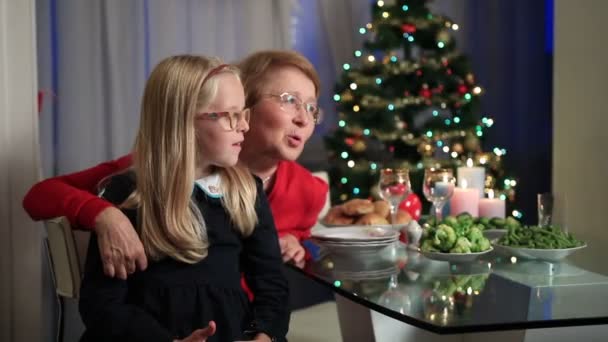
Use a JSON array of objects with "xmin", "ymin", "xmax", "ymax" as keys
[{"xmin": 325, "ymin": 0, "xmax": 519, "ymax": 216}]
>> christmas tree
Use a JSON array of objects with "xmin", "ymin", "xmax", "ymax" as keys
[{"xmin": 325, "ymin": 0, "xmax": 519, "ymax": 215}]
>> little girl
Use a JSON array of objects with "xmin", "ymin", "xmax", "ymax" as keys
[{"xmin": 78, "ymin": 55, "xmax": 288, "ymax": 342}]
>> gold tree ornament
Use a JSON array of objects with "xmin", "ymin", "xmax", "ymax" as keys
[
  {"xmin": 341, "ymin": 91, "xmax": 354, "ymax": 102},
  {"xmin": 352, "ymin": 140, "xmax": 367, "ymax": 152},
  {"xmin": 465, "ymin": 73, "xmax": 475, "ymax": 84},
  {"xmin": 452, "ymin": 142, "xmax": 464, "ymax": 153},
  {"xmin": 436, "ymin": 29, "xmax": 452, "ymax": 44},
  {"xmin": 418, "ymin": 141, "xmax": 435, "ymax": 157},
  {"xmin": 464, "ymin": 133, "xmax": 481, "ymax": 152}
]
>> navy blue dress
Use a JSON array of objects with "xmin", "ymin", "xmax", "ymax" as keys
[{"xmin": 79, "ymin": 173, "xmax": 289, "ymax": 341}]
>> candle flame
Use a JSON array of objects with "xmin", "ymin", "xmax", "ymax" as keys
[
  {"xmin": 488, "ymin": 189, "xmax": 494, "ymax": 199},
  {"xmin": 461, "ymin": 179, "xmax": 468, "ymax": 189},
  {"xmin": 466, "ymin": 158, "xmax": 473, "ymax": 167}
]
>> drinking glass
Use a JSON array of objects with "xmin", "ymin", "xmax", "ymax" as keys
[
  {"xmin": 377, "ymin": 274, "xmax": 412, "ymax": 315},
  {"xmin": 422, "ymin": 168, "xmax": 456, "ymax": 221},
  {"xmin": 537, "ymin": 193, "xmax": 554, "ymax": 227},
  {"xmin": 378, "ymin": 168, "xmax": 411, "ymax": 228}
]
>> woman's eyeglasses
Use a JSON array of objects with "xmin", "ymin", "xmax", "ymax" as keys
[
  {"xmin": 264, "ymin": 92, "xmax": 322, "ymax": 124},
  {"xmin": 197, "ymin": 109, "xmax": 250, "ymax": 131}
]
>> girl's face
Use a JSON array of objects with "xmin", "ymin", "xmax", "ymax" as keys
[
  {"xmin": 245, "ymin": 66, "xmax": 317, "ymax": 161},
  {"xmin": 194, "ymin": 73, "xmax": 248, "ymax": 174}
]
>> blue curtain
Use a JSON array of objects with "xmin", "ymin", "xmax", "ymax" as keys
[{"xmin": 459, "ymin": 0, "xmax": 553, "ymax": 223}]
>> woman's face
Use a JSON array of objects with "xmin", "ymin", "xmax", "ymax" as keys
[
  {"xmin": 195, "ymin": 73, "xmax": 248, "ymax": 173},
  {"xmin": 245, "ymin": 66, "xmax": 317, "ymax": 161}
]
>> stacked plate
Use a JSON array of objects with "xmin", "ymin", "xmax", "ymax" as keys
[
  {"xmin": 311, "ymin": 226, "xmax": 400, "ymax": 255},
  {"xmin": 320, "ymin": 220, "xmax": 409, "ymax": 232}
]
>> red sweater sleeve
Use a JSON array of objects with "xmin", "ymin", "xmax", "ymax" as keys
[
  {"xmin": 268, "ymin": 161, "xmax": 329, "ymax": 241},
  {"xmin": 22, "ymin": 154, "xmax": 133, "ymax": 229},
  {"xmin": 285, "ymin": 175, "xmax": 328, "ymax": 241}
]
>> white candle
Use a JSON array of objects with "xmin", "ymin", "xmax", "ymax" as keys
[
  {"xmin": 450, "ymin": 181, "xmax": 479, "ymax": 217},
  {"xmin": 478, "ymin": 190, "xmax": 506, "ymax": 219},
  {"xmin": 457, "ymin": 159, "xmax": 485, "ymax": 198}
]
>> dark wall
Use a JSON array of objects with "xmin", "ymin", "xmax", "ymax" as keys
[{"xmin": 458, "ymin": 0, "xmax": 553, "ymax": 223}]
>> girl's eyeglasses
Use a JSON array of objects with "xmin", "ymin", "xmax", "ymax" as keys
[
  {"xmin": 263, "ymin": 92, "xmax": 322, "ymax": 124},
  {"xmin": 197, "ymin": 109, "xmax": 250, "ymax": 131}
]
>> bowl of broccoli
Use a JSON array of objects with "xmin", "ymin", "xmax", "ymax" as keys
[{"xmin": 419, "ymin": 213, "xmax": 494, "ymax": 263}]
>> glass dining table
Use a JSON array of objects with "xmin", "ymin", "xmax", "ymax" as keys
[{"xmin": 290, "ymin": 242, "xmax": 608, "ymax": 342}]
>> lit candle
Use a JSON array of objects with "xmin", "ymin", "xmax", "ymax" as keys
[
  {"xmin": 457, "ymin": 158, "xmax": 485, "ymax": 198},
  {"xmin": 478, "ymin": 190, "xmax": 506, "ymax": 219},
  {"xmin": 450, "ymin": 180, "xmax": 479, "ymax": 217}
]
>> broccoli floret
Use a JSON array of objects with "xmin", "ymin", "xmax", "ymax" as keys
[
  {"xmin": 474, "ymin": 238, "xmax": 491, "ymax": 252},
  {"xmin": 467, "ymin": 226, "xmax": 492, "ymax": 252},
  {"xmin": 505, "ymin": 216, "xmax": 521, "ymax": 229},
  {"xmin": 443, "ymin": 216, "xmax": 458, "ymax": 227},
  {"xmin": 422, "ymin": 223, "xmax": 436, "ymax": 240},
  {"xmin": 467, "ymin": 226, "xmax": 484, "ymax": 243},
  {"xmin": 421, "ymin": 239, "xmax": 439, "ymax": 253},
  {"xmin": 479, "ymin": 217, "xmax": 491, "ymax": 227},
  {"xmin": 449, "ymin": 237, "xmax": 472, "ymax": 253},
  {"xmin": 432, "ymin": 224, "xmax": 457, "ymax": 252},
  {"xmin": 490, "ymin": 217, "xmax": 506, "ymax": 228},
  {"xmin": 457, "ymin": 213, "xmax": 473, "ymax": 225}
]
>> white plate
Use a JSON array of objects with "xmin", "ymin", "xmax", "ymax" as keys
[
  {"xmin": 312, "ymin": 226, "xmax": 399, "ymax": 242},
  {"xmin": 483, "ymin": 229, "xmax": 507, "ymax": 241},
  {"xmin": 319, "ymin": 239, "xmax": 398, "ymax": 247},
  {"xmin": 320, "ymin": 242, "xmax": 396, "ymax": 255},
  {"xmin": 320, "ymin": 221, "xmax": 409, "ymax": 231},
  {"xmin": 420, "ymin": 247, "xmax": 494, "ymax": 263},
  {"xmin": 492, "ymin": 243, "xmax": 587, "ymax": 262}
]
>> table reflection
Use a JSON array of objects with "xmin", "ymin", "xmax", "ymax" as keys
[{"xmin": 296, "ymin": 241, "xmax": 608, "ymax": 332}]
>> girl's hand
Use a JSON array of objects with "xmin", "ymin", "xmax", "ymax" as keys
[
  {"xmin": 174, "ymin": 321, "xmax": 216, "ymax": 342},
  {"xmin": 252, "ymin": 332, "xmax": 272, "ymax": 341},
  {"xmin": 279, "ymin": 234, "xmax": 305, "ymax": 268},
  {"xmin": 94, "ymin": 207, "xmax": 148, "ymax": 279}
]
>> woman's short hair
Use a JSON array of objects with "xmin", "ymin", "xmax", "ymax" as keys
[{"xmin": 238, "ymin": 50, "xmax": 321, "ymax": 108}]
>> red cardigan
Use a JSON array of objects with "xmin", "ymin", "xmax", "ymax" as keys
[{"xmin": 22, "ymin": 155, "xmax": 329, "ymax": 242}]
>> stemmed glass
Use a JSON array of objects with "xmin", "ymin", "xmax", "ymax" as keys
[
  {"xmin": 537, "ymin": 193, "xmax": 554, "ymax": 227},
  {"xmin": 378, "ymin": 168, "xmax": 411, "ymax": 228},
  {"xmin": 377, "ymin": 273, "xmax": 412, "ymax": 315},
  {"xmin": 422, "ymin": 168, "xmax": 456, "ymax": 222}
]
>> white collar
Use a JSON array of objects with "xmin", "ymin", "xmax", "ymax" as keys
[{"xmin": 194, "ymin": 173, "xmax": 222, "ymax": 198}]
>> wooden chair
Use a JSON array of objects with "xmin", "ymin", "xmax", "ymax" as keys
[{"xmin": 44, "ymin": 217, "xmax": 84, "ymax": 342}]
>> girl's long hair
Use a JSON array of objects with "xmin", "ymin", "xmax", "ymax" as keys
[{"xmin": 121, "ymin": 55, "xmax": 258, "ymax": 264}]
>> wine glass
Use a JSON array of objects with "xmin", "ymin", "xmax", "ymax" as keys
[
  {"xmin": 378, "ymin": 168, "xmax": 411, "ymax": 229},
  {"xmin": 537, "ymin": 193, "xmax": 554, "ymax": 227},
  {"xmin": 377, "ymin": 273, "xmax": 412, "ymax": 315},
  {"xmin": 422, "ymin": 168, "xmax": 456, "ymax": 222}
]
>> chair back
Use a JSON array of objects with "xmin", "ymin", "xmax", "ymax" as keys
[{"xmin": 45, "ymin": 217, "xmax": 82, "ymax": 299}]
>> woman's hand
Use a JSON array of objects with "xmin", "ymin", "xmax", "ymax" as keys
[
  {"xmin": 175, "ymin": 321, "xmax": 216, "ymax": 342},
  {"xmin": 279, "ymin": 234, "xmax": 305, "ymax": 268},
  {"xmin": 94, "ymin": 206, "xmax": 147, "ymax": 279}
]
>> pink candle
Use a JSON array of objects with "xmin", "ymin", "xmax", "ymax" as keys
[
  {"xmin": 478, "ymin": 191, "xmax": 506, "ymax": 219},
  {"xmin": 450, "ymin": 187, "xmax": 479, "ymax": 217}
]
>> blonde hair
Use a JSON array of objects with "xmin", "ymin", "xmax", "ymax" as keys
[
  {"xmin": 122, "ymin": 55, "xmax": 258, "ymax": 264},
  {"xmin": 238, "ymin": 50, "xmax": 321, "ymax": 108}
]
